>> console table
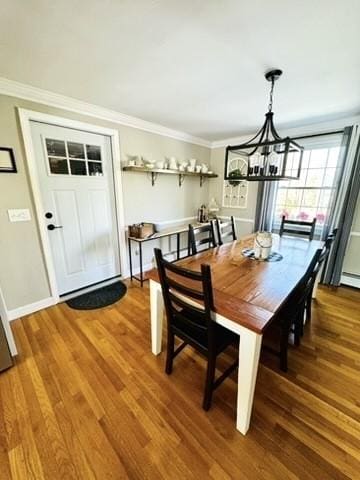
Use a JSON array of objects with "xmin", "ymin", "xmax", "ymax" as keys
[{"xmin": 128, "ymin": 223, "xmax": 196, "ymax": 286}]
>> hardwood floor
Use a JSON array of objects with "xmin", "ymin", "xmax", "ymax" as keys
[{"xmin": 0, "ymin": 284, "xmax": 359, "ymax": 479}]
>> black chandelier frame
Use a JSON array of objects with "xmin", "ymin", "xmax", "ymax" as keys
[{"xmin": 224, "ymin": 69, "xmax": 304, "ymax": 182}]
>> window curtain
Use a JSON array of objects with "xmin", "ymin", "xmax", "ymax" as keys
[
  {"xmin": 254, "ymin": 181, "xmax": 276, "ymax": 232},
  {"xmin": 322, "ymin": 125, "xmax": 360, "ymax": 285}
]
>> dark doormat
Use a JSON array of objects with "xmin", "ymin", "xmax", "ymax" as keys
[{"xmin": 66, "ymin": 281, "xmax": 127, "ymax": 310}]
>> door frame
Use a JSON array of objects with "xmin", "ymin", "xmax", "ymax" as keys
[{"xmin": 18, "ymin": 108, "xmax": 128, "ymax": 303}]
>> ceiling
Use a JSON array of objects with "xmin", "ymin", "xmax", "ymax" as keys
[{"xmin": 1, "ymin": 0, "xmax": 359, "ymax": 141}]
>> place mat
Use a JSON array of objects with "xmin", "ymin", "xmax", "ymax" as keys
[{"xmin": 241, "ymin": 248, "xmax": 283, "ymax": 262}]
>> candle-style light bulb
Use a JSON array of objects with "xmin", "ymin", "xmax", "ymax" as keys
[
  {"xmin": 258, "ymin": 155, "xmax": 264, "ymax": 176},
  {"xmin": 251, "ymin": 152, "xmax": 261, "ymax": 175},
  {"xmin": 248, "ymin": 155, "xmax": 254, "ymax": 175},
  {"xmin": 268, "ymin": 151, "xmax": 279, "ymax": 175}
]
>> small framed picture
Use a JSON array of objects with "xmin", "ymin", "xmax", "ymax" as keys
[{"xmin": 0, "ymin": 147, "xmax": 17, "ymax": 173}]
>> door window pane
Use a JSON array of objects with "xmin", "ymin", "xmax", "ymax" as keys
[
  {"xmin": 67, "ymin": 142, "xmax": 85, "ymax": 159},
  {"xmin": 88, "ymin": 161, "xmax": 103, "ymax": 176},
  {"xmin": 70, "ymin": 160, "xmax": 87, "ymax": 176},
  {"xmin": 46, "ymin": 138, "xmax": 104, "ymax": 178},
  {"xmin": 49, "ymin": 157, "xmax": 69, "ymax": 174},
  {"xmin": 46, "ymin": 139, "xmax": 66, "ymax": 157},
  {"xmin": 86, "ymin": 145, "xmax": 101, "ymax": 161}
]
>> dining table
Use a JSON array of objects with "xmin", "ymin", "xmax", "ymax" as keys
[{"xmin": 147, "ymin": 234, "xmax": 323, "ymax": 435}]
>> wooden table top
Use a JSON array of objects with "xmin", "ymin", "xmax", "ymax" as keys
[{"xmin": 147, "ymin": 234, "xmax": 323, "ymax": 334}]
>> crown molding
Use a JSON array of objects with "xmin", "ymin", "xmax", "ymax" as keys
[
  {"xmin": 1, "ymin": 77, "xmax": 359, "ymax": 151},
  {"xmin": 210, "ymin": 115, "xmax": 360, "ymax": 149},
  {"xmin": 0, "ymin": 77, "xmax": 211, "ymax": 148}
]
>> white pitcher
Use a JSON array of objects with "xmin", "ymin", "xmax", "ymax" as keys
[{"xmin": 254, "ymin": 231, "xmax": 273, "ymax": 260}]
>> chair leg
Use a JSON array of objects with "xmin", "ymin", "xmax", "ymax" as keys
[
  {"xmin": 203, "ymin": 353, "xmax": 216, "ymax": 411},
  {"xmin": 294, "ymin": 307, "xmax": 304, "ymax": 346},
  {"xmin": 280, "ymin": 326, "xmax": 289, "ymax": 372},
  {"xmin": 165, "ymin": 331, "xmax": 175, "ymax": 375},
  {"xmin": 294, "ymin": 315, "xmax": 301, "ymax": 347},
  {"xmin": 306, "ymin": 291, "xmax": 312, "ymax": 323}
]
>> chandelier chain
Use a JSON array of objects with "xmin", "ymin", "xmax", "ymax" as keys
[{"xmin": 268, "ymin": 77, "xmax": 275, "ymax": 112}]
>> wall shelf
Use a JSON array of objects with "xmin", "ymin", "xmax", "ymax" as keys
[{"xmin": 123, "ymin": 166, "xmax": 218, "ymax": 187}]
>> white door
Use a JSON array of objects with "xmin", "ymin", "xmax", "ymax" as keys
[{"xmin": 31, "ymin": 122, "xmax": 120, "ymax": 295}]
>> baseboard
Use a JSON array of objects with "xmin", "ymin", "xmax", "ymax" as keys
[
  {"xmin": 7, "ymin": 297, "xmax": 57, "ymax": 322},
  {"xmin": 124, "ymin": 262, "xmax": 154, "ymax": 280},
  {"xmin": 340, "ymin": 274, "xmax": 360, "ymax": 289}
]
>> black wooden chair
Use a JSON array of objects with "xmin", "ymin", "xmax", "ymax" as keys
[
  {"xmin": 303, "ymin": 228, "xmax": 338, "ymax": 324},
  {"xmin": 262, "ymin": 248, "xmax": 323, "ymax": 372},
  {"xmin": 154, "ymin": 248, "xmax": 238, "ymax": 410},
  {"xmin": 215, "ymin": 216, "xmax": 237, "ymax": 246},
  {"xmin": 279, "ymin": 215, "xmax": 317, "ymax": 241},
  {"xmin": 188, "ymin": 223, "xmax": 216, "ymax": 255}
]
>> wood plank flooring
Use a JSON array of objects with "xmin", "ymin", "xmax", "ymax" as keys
[{"xmin": 0, "ymin": 284, "xmax": 359, "ymax": 479}]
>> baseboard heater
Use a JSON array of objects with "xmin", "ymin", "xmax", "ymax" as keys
[{"xmin": 340, "ymin": 273, "xmax": 360, "ymax": 289}]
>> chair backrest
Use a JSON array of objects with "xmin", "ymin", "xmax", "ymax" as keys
[
  {"xmin": 295, "ymin": 247, "xmax": 324, "ymax": 297},
  {"xmin": 282, "ymin": 247, "xmax": 323, "ymax": 318},
  {"xmin": 327, "ymin": 227, "xmax": 338, "ymax": 242},
  {"xmin": 215, "ymin": 216, "xmax": 237, "ymax": 246},
  {"xmin": 188, "ymin": 223, "xmax": 216, "ymax": 255},
  {"xmin": 314, "ymin": 229, "xmax": 338, "ymax": 279},
  {"xmin": 154, "ymin": 248, "xmax": 215, "ymax": 340},
  {"xmin": 279, "ymin": 216, "xmax": 317, "ymax": 241},
  {"xmin": 311, "ymin": 246, "xmax": 329, "ymax": 282}
]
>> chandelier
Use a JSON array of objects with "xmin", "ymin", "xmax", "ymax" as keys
[{"xmin": 224, "ymin": 69, "xmax": 303, "ymax": 182}]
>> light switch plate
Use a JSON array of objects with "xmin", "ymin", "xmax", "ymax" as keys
[{"xmin": 8, "ymin": 209, "xmax": 31, "ymax": 222}]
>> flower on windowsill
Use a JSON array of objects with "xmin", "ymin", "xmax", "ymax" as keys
[
  {"xmin": 298, "ymin": 211, "xmax": 309, "ymax": 221},
  {"xmin": 316, "ymin": 213, "xmax": 326, "ymax": 223}
]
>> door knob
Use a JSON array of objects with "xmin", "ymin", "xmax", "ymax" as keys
[
  {"xmin": 47, "ymin": 224, "xmax": 63, "ymax": 231},
  {"xmin": 45, "ymin": 212, "xmax": 53, "ymax": 219}
]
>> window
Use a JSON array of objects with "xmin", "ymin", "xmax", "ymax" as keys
[
  {"xmin": 272, "ymin": 136, "xmax": 343, "ymax": 237},
  {"xmin": 45, "ymin": 139, "xmax": 103, "ymax": 177}
]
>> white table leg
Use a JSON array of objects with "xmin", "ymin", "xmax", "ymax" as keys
[
  {"xmin": 312, "ymin": 276, "xmax": 320, "ymax": 299},
  {"xmin": 312, "ymin": 263, "xmax": 324, "ymax": 298},
  {"xmin": 150, "ymin": 280, "xmax": 164, "ymax": 355},
  {"xmin": 236, "ymin": 329, "xmax": 262, "ymax": 434}
]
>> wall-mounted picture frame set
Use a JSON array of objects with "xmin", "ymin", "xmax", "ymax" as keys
[{"xmin": 0, "ymin": 147, "xmax": 17, "ymax": 173}]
